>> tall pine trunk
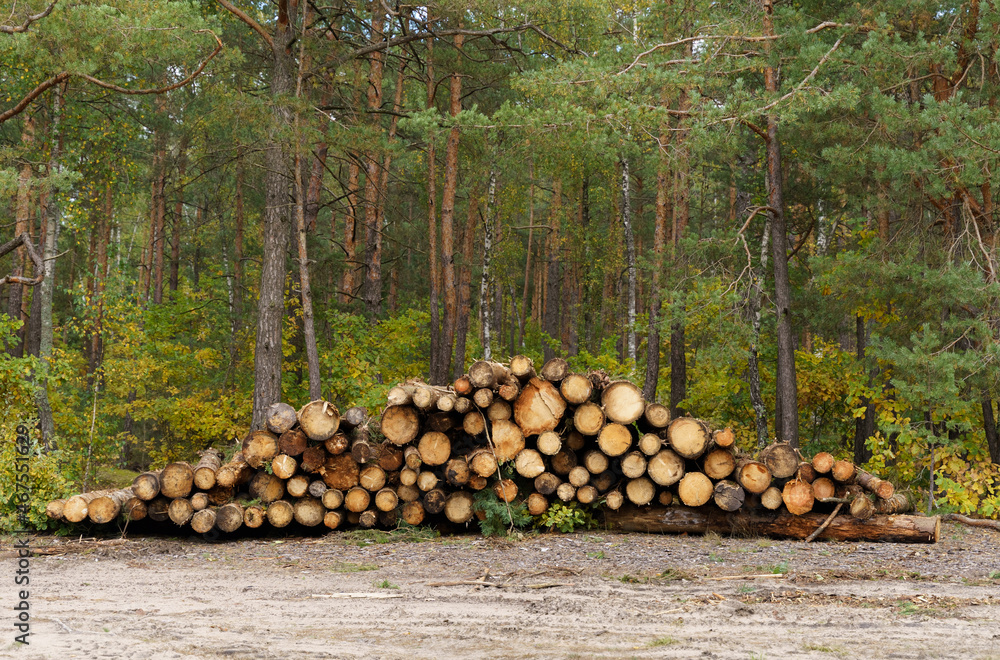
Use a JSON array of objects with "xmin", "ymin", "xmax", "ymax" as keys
[
  {"xmin": 480, "ymin": 170, "xmax": 496, "ymax": 360},
  {"xmin": 453, "ymin": 188, "xmax": 477, "ymax": 379},
  {"xmin": 8, "ymin": 116, "xmax": 34, "ymax": 357},
  {"xmin": 426, "ymin": 28, "xmax": 443, "ymax": 383},
  {"xmin": 620, "ymin": 158, "xmax": 636, "ymax": 364},
  {"xmin": 643, "ymin": 135, "xmax": 670, "ymax": 400},
  {"xmin": 440, "ymin": 32, "xmax": 463, "ymax": 376},
  {"xmin": 543, "ymin": 178, "xmax": 562, "ymax": 361},
  {"xmin": 763, "ymin": 0, "xmax": 799, "ymax": 447},
  {"xmin": 361, "ymin": 3, "xmax": 386, "ymax": 319},
  {"xmin": 251, "ymin": 4, "xmax": 295, "ymax": 430}
]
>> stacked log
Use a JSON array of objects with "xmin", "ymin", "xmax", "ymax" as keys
[{"xmin": 45, "ymin": 357, "xmax": 935, "ymax": 543}]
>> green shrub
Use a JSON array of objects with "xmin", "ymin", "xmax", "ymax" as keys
[{"xmin": 0, "ymin": 421, "xmax": 76, "ymax": 532}]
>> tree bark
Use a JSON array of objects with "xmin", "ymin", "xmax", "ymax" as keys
[
  {"xmin": 621, "ymin": 158, "xmax": 636, "ymax": 363},
  {"xmin": 8, "ymin": 115, "xmax": 34, "ymax": 357},
  {"xmin": 151, "ymin": 96, "xmax": 168, "ymax": 305},
  {"xmin": 543, "ymin": 178, "xmax": 562, "ymax": 361},
  {"xmin": 360, "ymin": 2, "xmax": 386, "ymax": 319},
  {"xmin": 480, "ymin": 170, "xmax": 497, "ymax": 360},
  {"xmin": 453, "ymin": 187, "xmax": 477, "ymax": 379},
  {"xmin": 763, "ymin": 0, "xmax": 799, "ymax": 447},
  {"xmin": 983, "ymin": 398, "xmax": 1000, "ymax": 464},
  {"xmin": 440, "ymin": 31, "xmax": 463, "ymax": 377},
  {"xmin": 854, "ymin": 315, "xmax": 875, "ymax": 464},
  {"xmin": 169, "ymin": 136, "xmax": 188, "ymax": 293},
  {"xmin": 426, "ymin": 26, "xmax": 443, "ymax": 383},
  {"xmin": 35, "ymin": 84, "xmax": 63, "ymax": 445},
  {"xmin": 643, "ymin": 136, "xmax": 669, "ymax": 400},
  {"xmin": 250, "ymin": 1, "xmax": 295, "ymax": 430},
  {"xmin": 518, "ymin": 160, "xmax": 535, "ymax": 347}
]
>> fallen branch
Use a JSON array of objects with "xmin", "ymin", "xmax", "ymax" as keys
[
  {"xmin": 805, "ymin": 502, "xmax": 843, "ymax": 542},
  {"xmin": 943, "ymin": 513, "xmax": 1000, "ymax": 532}
]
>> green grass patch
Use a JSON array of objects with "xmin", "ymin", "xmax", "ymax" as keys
[
  {"xmin": 374, "ymin": 579, "xmax": 399, "ymax": 589},
  {"xmin": 648, "ymin": 637, "xmax": 678, "ymax": 647},
  {"xmin": 329, "ymin": 562, "xmax": 379, "ymax": 573}
]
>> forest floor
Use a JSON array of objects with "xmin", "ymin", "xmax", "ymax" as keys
[{"xmin": 2, "ymin": 521, "xmax": 999, "ymax": 660}]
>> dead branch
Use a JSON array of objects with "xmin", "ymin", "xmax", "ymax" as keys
[
  {"xmin": 0, "ymin": 0, "xmax": 59, "ymax": 34},
  {"xmin": 0, "ymin": 232, "xmax": 44, "ymax": 287}
]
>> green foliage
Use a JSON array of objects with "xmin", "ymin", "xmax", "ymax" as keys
[
  {"xmin": 0, "ymin": 423, "xmax": 76, "ymax": 532},
  {"xmin": 535, "ymin": 501, "xmax": 598, "ymax": 533},
  {"xmin": 473, "ymin": 488, "xmax": 532, "ymax": 537}
]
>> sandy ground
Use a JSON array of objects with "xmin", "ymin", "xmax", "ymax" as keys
[{"xmin": 3, "ymin": 521, "xmax": 999, "ymax": 660}]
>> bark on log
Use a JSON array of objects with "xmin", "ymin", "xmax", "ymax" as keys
[
  {"xmin": 215, "ymin": 452, "xmax": 253, "ymax": 488},
  {"xmin": 87, "ymin": 488, "xmax": 135, "ymax": 524},
  {"xmin": 300, "ymin": 446, "xmax": 328, "ymax": 473},
  {"xmin": 604, "ymin": 505, "xmax": 940, "ymax": 543},
  {"xmin": 342, "ymin": 406, "xmax": 369, "ymax": 429},
  {"xmin": 206, "ymin": 484, "xmax": 234, "ymax": 506},
  {"xmin": 874, "ymin": 493, "xmax": 912, "ymax": 514},
  {"xmin": 297, "ymin": 400, "xmax": 341, "ymax": 441},
  {"xmin": 857, "ymin": 469, "xmax": 895, "ymax": 499},
  {"xmin": 412, "ymin": 385, "xmax": 440, "ymax": 410},
  {"xmin": 601, "ymin": 381, "xmax": 645, "ymax": 424},
  {"xmin": 513, "ymin": 378, "xmax": 566, "ymax": 436},
  {"xmin": 403, "ymin": 446, "xmax": 423, "ymax": 469},
  {"xmin": 387, "ymin": 384, "xmax": 414, "ymax": 406},
  {"xmin": 266, "ymin": 402, "xmax": 298, "ymax": 434},
  {"xmin": 850, "ymin": 493, "xmax": 875, "ymax": 520}
]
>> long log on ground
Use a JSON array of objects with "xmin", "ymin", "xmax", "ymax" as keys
[
  {"xmin": 160, "ymin": 462, "xmax": 195, "ymax": 498},
  {"xmin": 87, "ymin": 487, "xmax": 136, "ymax": 524},
  {"xmin": 603, "ymin": 505, "xmax": 940, "ymax": 543},
  {"xmin": 132, "ymin": 471, "xmax": 162, "ymax": 501},
  {"xmin": 62, "ymin": 489, "xmax": 114, "ymax": 523}
]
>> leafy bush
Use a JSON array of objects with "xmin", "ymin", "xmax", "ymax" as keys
[
  {"xmin": 0, "ymin": 421, "xmax": 76, "ymax": 532},
  {"xmin": 535, "ymin": 501, "xmax": 598, "ymax": 533}
]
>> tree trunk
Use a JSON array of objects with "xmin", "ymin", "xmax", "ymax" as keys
[
  {"xmin": 763, "ymin": 0, "xmax": 799, "ymax": 447},
  {"xmin": 453, "ymin": 188, "xmax": 477, "ymax": 379},
  {"xmin": 169, "ymin": 137, "xmax": 188, "ymax": 293},
  {"xmin": 643, "ymin": 136, "xmax": 669, "ymax": 400},
  {"xmin": 151, "ymin": 96, "xmax": 168, "ymax": 305},
  {"xmin": 983, "ymin": 398, "xmax": 1000, "ymax": 464},
  {"xmin": 360, "ymin": 3, "xmax": 386, "ymax": 319},
  {"xmin": 519, "ymin": 161, "xmax": 535, "ymax": 347},
  {"xmin": 621, "ymin": 158, "xmax": 636, "ymax": 363},
  {"xmin": 480, "ymin": 170, "xmax": 497, "ymax": 360},
  {"xmin": 425, "ymin": 27, "xmax": 444, "ymax": 384},
  {"xmin": 543, "ymin": 178, "xmax": 562, "ymax": 361},
  {"xmin": 854, "ymin": 315, "xmax": 875, "ymax": 464},
  {"xmin": 251, "ymin": 6, "xmax": 295, "ymax": 430},
  {"xmin": 440, "ymin": 31, "xmax": 464, "ymax": 377},
  {"xmin": 35, "ymin": 84, "xmax": 63, "ymax": 446},
  {"xmin": 8, "ymin": 115, "xmax": 34, "ymax": 357}
]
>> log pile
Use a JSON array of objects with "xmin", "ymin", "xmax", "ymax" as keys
[{"xmin": 45, "ymin": 356, "xmax": 938, "ymax": 543}]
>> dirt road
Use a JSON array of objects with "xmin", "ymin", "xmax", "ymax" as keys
[{"xmin": 4, "ymin": 521, "xmax": 999, "ymax": 659}]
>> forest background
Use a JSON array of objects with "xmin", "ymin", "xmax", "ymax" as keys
[{"xmin": 2, "ymin": 0, "xmax": 1000, "ymax": 530}]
